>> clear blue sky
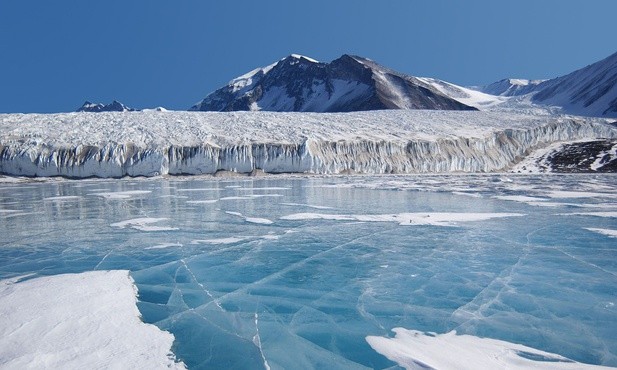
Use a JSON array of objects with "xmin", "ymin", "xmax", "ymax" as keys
[{"xmin": 1, "ymin": 0, "xmax": 615, "ymax": 113}]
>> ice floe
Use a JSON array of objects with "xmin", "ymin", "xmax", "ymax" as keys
[
  {"xmin": 366, "ymin": 328, "xmax": 612, "ymax": 370},
  {"xmin": 0, "ymin": 271, "xmax": 185, "ymax": 369}
]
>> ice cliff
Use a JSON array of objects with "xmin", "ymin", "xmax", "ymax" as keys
[{"xmin": 0, "ymin": 111, "xmax": 615, "ymax": 178}]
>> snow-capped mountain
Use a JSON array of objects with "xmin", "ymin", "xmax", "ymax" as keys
[
  {"xmin": 190, "ymin": 54, "xmax": 476, "ymax": 112},
  {"xmin": 476, "ymin": 79, "xmax": 545, "ymax": 97},
  {"xmin": 77, "ymin": 100, "xmax": 135, "ymax": 113},
  {"xmin": 475, "ymin": 51, "xmax": 617, "ymax": 118}
]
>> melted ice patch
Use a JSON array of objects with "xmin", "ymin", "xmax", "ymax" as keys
[
  {"xmin": 219, "ymin": 196, "xmax": 253, "ymax": 201},
  {"xmin": 494, "ymin": 195, "xmax": 549, "ymax": 203},
  {"xmin": 559, "ymin": 212, "xmax": 617, "ymax": 218},
  {"xmin": 110, "ymin": 217, "xmax": 178, "ymax": 231},
  {"xmin": 586, "ymin": 228, "xmax": 617, "ymax": 238},
  {"xmin": 0, "ymin": 271, "xmax": 185, "ymax": 369},
  {"xmin": 280, "ymin": 212, "xmax": 524, "ymax": 226},
  {"xmin": 43, "ymin": 195, "xmax": 82, "ymax": 201},
  {"xmin": 176, "ymin": 188, "xmax": 221, "ymax": 192},
  {"xmin": 226, "ymin": 211, "xmax": 274, "ymax": 225},
  {"xmin": 545, "ymin": 191, "xmax": 617, "ymax": 199},
  {"xmin": 145, "ymin": 243, "xmax": 184, "ymax": 250},
  {"xmin": 91, "ymin": 190, "xmax": 152, "ymax": 199},
  {"xmin": 366, "ymin": 329, "xmax": 610, "ymax": 370},
  {"xmin": 281, "ymin": 202, "xmax": 334, "ymax": 210},
  {"xmin": 190, "ymin": 237, "xmax": 247, "ymax": 245}
]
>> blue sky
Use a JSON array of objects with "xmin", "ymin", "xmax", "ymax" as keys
[{"xmin": 0, "ymin": 0, "xmax": 615, "ymax": 113}]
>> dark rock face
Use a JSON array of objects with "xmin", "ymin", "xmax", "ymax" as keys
[
  {"xmin": 77, "ymin": 100, "xmax": 134, "ymax": 112},
  {"xmin": 545, "ymin": 140, "xmax": 617, "ymax": 172},
  {"xmin": 190, "ymin": 54, "xmax": 477, "ymax": 113}
]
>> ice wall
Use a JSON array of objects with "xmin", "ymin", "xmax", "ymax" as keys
[{"xmin": 0, "ymin": 112, "xmax": 615, "ymax": 178}]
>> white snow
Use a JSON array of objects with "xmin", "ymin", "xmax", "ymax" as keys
[
  {"xmin": 110, "ymin": 217, "xmax": 179, "ymax": 231},
  {"xmin": 280, "ymin": 212, "xmax": 524, "ymax": 226},
  {"xmin": 0, "ymin": 271, "xmax": 185, "ymax": 369},
  {"xmin": 245, "ymin": 217, "xmax": 274, "ymax": 225},
  {"xmin": 290, "ymin": 54, "xmax": 319, "ymax": 63},
  {"xmin": 43, "ymin": 195, "xmax": 82, "ymax": 201},
  {"xmin": 0, "ymin": 110, "xmax": 615, "ymax": 178},
  {"xmin": 226, "ymin": 210, "xmax": 273, "ymax": 225},
  {"xmin": 366, "ymin": 328, "xmax": 612, "ymax": 370}
]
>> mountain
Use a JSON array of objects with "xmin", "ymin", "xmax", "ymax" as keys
[
  {"xmin": 77, "ymin": 100, "xmax": 135, "ymax": 113},
  {"xmin": 476, "ymin": 51, "xmax": 617, "ymax": 118},
  {"xmin": 531, "ymin": 51, "xmax": 617, "ymax": 117},
  {"xmin": 476, "ymin": 79, "xmax": 545, "ymax": 97},
  {"xmin": 190, "ymin": 54, "xmax": 477, "ymax": 113}
]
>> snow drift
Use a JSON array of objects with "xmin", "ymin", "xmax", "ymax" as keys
[{"xmin": 0, "ymin": 110, "xmax": 615, "ymax": 178}]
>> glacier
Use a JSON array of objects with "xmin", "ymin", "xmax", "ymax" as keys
[{"xmin": 0, "ymin": 110, "xmax": 615, "ymax": 178}]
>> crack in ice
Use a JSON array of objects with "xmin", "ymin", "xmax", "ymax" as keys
[
  {"xmin": 252, "ymin": 313, "xmax": 271, "ymax": 370},
  {"xmin": 179, "ymin": 259, "xmax": 224, "ymax": 311}
]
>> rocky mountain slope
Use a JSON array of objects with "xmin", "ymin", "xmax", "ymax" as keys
[{"xmin": 190, "ymin": 54, "xmax": 476, "ymax": 113}]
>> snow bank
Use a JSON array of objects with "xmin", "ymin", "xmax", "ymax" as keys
[
  {"xmin": 366, "ymin": 329, "xmax": 612, "ymax": 370},
  {"xmin": 0, "ymin": 271, "xmax": 185, "ymax": 369},
  {"xmin": 0, "ymin": 110, "xmax": 615, "ymax": 178}
]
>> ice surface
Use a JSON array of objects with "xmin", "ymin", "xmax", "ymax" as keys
[
  {"xmin": 0, "ymin": 271, "xmax": 185, "ymax": 369},
  {"xmin": 1, "ymin": 175, "xmax": 616, "ymax": 368}
]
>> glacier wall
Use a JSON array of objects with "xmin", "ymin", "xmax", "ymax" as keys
[{"xmin": 1, "ymin": 114, "xmax": 616, "ymax": 178}]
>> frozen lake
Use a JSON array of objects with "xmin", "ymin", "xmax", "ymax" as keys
[{"xmin": 1, "ymin": 174, "xmax": 616, "ymax": 369}]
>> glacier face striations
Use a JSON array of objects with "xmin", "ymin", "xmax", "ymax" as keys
[{"xmin": 0, "ymin": 110, "xmax": 615, "ymax": 178}]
